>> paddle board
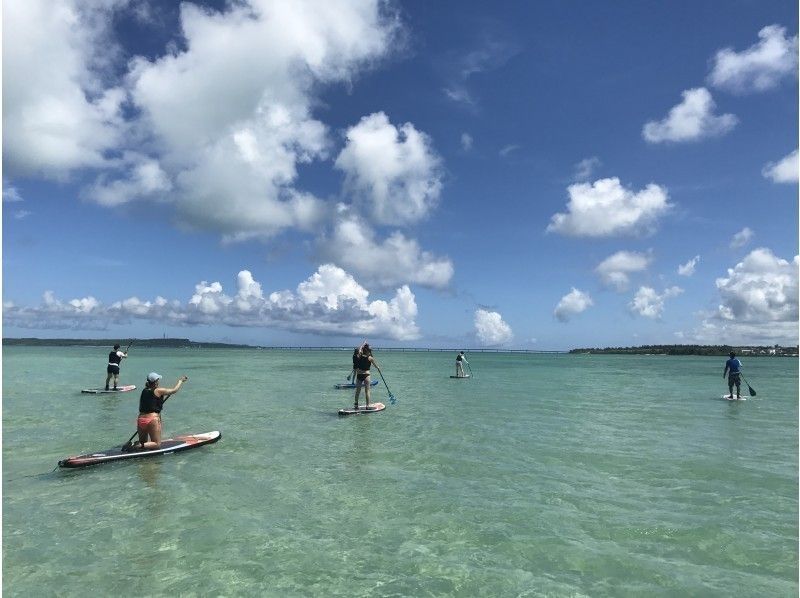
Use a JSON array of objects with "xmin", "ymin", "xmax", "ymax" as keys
[
  {"xmin": 338, "ymin": 402, "xmax": 386, "ymax": 416},
  {"xmin": 81, "ymin": 385, "xmax": 136, "ymax": 394},
  {"xmin": 723, "ymin": 395, "xmax": 747, "ymax": 401},
  {"xmin": 449, "ymin": 375, "xmax": 470, "ymax": 379},
  {"xmin": 333, "ymin": 380, "xmax": 379, "ymax": 389},
  {"xmin": 58, "ymin": 431, "xmax": 221, "ymax": 468}
]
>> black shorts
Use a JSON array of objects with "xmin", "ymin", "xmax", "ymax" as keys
[
  {"xmin": 728, "ymin": 373, "xmax": 741, "ymax": 385},
  {"xmin": 356, "ymin": 372, "xmax": 370, "ymax": 382},
  {"xmin": 107, "ymin": 364, "xmax": 120, "ymax": 375}
]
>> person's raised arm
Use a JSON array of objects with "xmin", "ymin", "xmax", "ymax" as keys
[{"xmin": 157, "ymin": 375, "xmax": 189, "ymax": 397}]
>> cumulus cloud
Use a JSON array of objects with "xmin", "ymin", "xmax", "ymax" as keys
[
  {"xmin": 687, "ymin": 248, "xmax": 799, "ymax": 345},
  {"xmin": 629, "ymin": 286, "xmax": 683, "ymax": 319},
  {"xmin": 595, "ymin": 250, "xmax": 651, "ymax": 291},
  {"xmin": 762, "ymin": 149, "xmax": 799, "ymax": 183},
  {"xmin": 4, "ymin": 0, "xmax": 401, "ymax": 243},
  {"xmin": 678, "ymin": 255, "xmax": 701, "ymax": 277},
  {"xmin": 83, "ymin": 152, "xmax": 173, "ymax": 206},
  {"xmin": 730, "ymin": 227, "xmax": 754, "ymax": 249},
  {"xmin": 708, "ymin": 25, "xmax": 799, "ymax": 93},
  {"xmin": 3, "ymin": 265, "xmax": 420, "ymax": 340},
  {"xmin": 715, "ymin": 248, "xmax": 798, "ymax": 323},
  {"xmin": 460, "ymin": 133, "xmax": 473, "ymax": 151},
  {"xmin": 642, "ymin": 88, "xmax": 737, "ymax": 143},
  {"xmin": 335, "ymin": 112, "xmax": 443, "ymax": 226},
  {"xmin": 2, "ymin": 0, "xmax": 127, "ymax": 177},
  {"xmin": 474, "ymin": 309, "xmax": 513, "ymax": 345},
  {"xmin": 547, "ymin": 177, "xmax": 672, "ymax": 238},
  {"xmin": 318, "ymin": 215, "xmax": 454, "ymax": 289},
  {"xmin": 554, "ymin": 288, "xmax": 593, "ymax": 322}
]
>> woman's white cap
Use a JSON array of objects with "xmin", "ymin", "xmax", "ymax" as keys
[{"xmin": 147, "ymin": 372, "xmax": 162, "ymax": 382}]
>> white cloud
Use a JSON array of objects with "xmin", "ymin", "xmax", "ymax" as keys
[
  {"xmin": 629, "ymin": 286, "xmax": 683, "ymax": 319},
  {"xmin": 2, "ymin": 0, "xmax": 127, "ymax": 177},
  {"xmin": 574, "ymin": 157, "xmax": 601, "ymax": 181},
  {"xmin": 474, "ymin": 309, "xmax": 513, "ymax": 345},
  {"xmin": 547, "ymin": 177, "xmax": 672, "ymax": 238},
  {"xmin": 3, "ymin": 265, "xmax": 421, "ymax": 340},
  {"xmin": 335, "ymin": 112, "xmax": 443, "ymax": 226},
  {"xmin": 460, "ymin": 133, "xmax": 473, "ymax": 151},
  {"xmin": 5, "ymin": 0, "xmax": 401, "ymax": 242},
  {"xmin": 708, "ymin": 25, "xmax": 799, "ymax": 93},
  {"xmin": 84, "ymin": 152, "xmax": 173, "ymax": 206},
  {"xmin": 318, "ymin": 215, "xmax": 454, "ymax": 289},
  {"xmin": 715, "ymin": 248, "xmax": 798, "ymax": 323},
  {"xmin": 554, "ymin": 288, "xmax": 593, "ymax": 322},
  {"xmin": 678, "ymin": 255, "xmax": 700, "ymax": 277},
  {"xmin": 730, "ymin": 227, "xmax": 754, "ymax": 249},
  {"xmin": 642, "ymin": 88, "xmax": 737, "ymax": 143},
  {"xmin": 686, "ymin": 248, "xmax": 799, "ymax": 345},
  {"xmin": 443, "ymin": 38, "xmax": 519, "ymax": 108},
  {"xmin": 3, "ymin": 183, "xmax": 23, "ymax": 203},
  {"xmin": 762, "ymin": 149, "xmax": 799, "ymax": 183},
  {"xmin": 499, "ymin": 144, "xmax": 520, "ymax": 158},
  {"xmin": 595, "ymin": 250, "xmax": 651, "ymax": 291},
  {"xmin": 13, "ymin": 210, "xmax": 33, "ymax": 220}
]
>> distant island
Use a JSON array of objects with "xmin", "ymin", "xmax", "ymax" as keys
[
  {"xmin": 3, "ymin": 338, "xmax": 797, "ymax": 356},
  {"xmin": 569, "ymin": 344, "xmax": 798, "ymax": 356}
]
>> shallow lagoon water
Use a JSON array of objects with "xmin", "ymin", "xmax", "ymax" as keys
[{"xmin": 3, "ymin": 347, "xmax": 797, "ymax": 596}]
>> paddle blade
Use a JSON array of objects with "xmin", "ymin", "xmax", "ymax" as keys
[
  {"xmin": 389, "ymin": 393, "xmax": 397, "ymax": 405},
  {"xmin": 747, "ymin": 385, "xmax": 756, "ymax": 397}
]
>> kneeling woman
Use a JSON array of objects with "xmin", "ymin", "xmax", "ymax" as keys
[{"xmin": 132, "ymin": 372, "xmax": 189, "ymax": 450}]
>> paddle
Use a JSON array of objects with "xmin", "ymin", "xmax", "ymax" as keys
[
  {"xmin": 125, "ymin": 339, "xmax": 134, "ymax": 353},
  {"xmin": 740, "ymin": 374, "xmax": 757, "ymax": 397},
  {"xmin": 466, "ymin": 361, "xmax": 473, "ymax": 378},
  {"xmin": 376, "ymin": 368, "xmax": 396, "ymax": 405}
]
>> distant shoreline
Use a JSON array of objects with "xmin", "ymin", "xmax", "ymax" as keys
[
  {"xmin": 2, "ymin": 338, "xmax": 797, "ymax": 356},
  {"xmin": 569, "ymin": 344, "xmax": 798, "ymax": 357}
]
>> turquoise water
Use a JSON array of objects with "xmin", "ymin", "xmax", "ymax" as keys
[{"xmin": 3, "ymin": 346, "xmax": 798, "ymax": 596}]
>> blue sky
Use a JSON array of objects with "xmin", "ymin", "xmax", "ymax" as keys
[{"xmin": 3, "ymin": 0, "xmax": 798, "ymax": 349}]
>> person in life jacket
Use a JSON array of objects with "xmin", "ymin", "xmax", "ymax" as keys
[
  {"xmin": 455, "ymin": 351, "xmax": 469, "ymax": 377},
  {"xmin": 105, "ymin": 343, "xmax": 128, "ymax": 391},
  {"xmin": 353, "ymin": 342, "xmax": 383, "ymax": 410},
  {"xmin": 723, "ymin": 351, "xmax": 743, "ymax": 399}
]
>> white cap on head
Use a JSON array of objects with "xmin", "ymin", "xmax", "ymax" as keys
[{"xmin": 147, "ymin": 372, "xmax": 162, "ymax": 383}]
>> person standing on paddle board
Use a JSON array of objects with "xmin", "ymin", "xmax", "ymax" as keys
[
  {"xmin": 455, "ymin": 351, "xmax": 468, "ymax": 377},
  {"xmin": 723, "ymin": 351, "xmax": 743, "ymax": 399},
  {"xmin": 354, "ymin": 343, "xmax": 383, "ymax": 410},
  {"xmin": 129, "ymin": 372, "xmax": 189, "ymax": 451},
  {"xmin": 105, "ymin": 343, "xmax": 128, "ymax": 391}
]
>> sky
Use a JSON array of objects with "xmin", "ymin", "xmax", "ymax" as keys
[{"xmin": 2, "ymin": 0, "xmax": 798, "ymax": 350}]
